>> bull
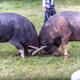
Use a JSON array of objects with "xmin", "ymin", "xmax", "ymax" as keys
[
  {"xmin": 0, "ymin": 13, "xmax": 39, "ymax": 58},
  {"xmin": 39, "ymin": 11, "xmax": 80, "ymax": 59}
]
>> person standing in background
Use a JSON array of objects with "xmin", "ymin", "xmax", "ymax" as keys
[{"xmin": 43, "ymin": 0, "xmax": 56, "ymax": 24}]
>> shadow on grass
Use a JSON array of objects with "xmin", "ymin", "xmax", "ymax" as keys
[{"xmin": 0, "ymin": 51, "xmax": 64, "ymax": 59}]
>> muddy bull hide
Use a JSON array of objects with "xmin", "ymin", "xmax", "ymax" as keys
[
  {"xmin": 39, "ymin": 11, "xmax": 80, "ymax": 59},
  {"xmin": 0, "ymin": 13, "xmax": 40, "ymax": 58}
]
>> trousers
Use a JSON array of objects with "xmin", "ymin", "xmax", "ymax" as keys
[{"xmin": 44, "ymin": 7, "xmax": 56, "ymax": 24}]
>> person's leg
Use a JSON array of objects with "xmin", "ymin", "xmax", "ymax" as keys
[
  {"xmin": 44, "ymin": 9, "xmax": 50, "ymax": 24},
  {"xmin": 50, "ymin": 8, "xmax": 56, "ymax": 16}
]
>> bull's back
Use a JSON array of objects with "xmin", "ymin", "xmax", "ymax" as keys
[
  {"xmin": 60, "ymin": 11, "xmax": 80, "ymax": 41},
  {"xmin": 0, "ymin": 13, "xmax": 38, "ymax": 44},
  {"xmin": 50, "ymin": 11, "xmax": 80, "ymax": 41}
]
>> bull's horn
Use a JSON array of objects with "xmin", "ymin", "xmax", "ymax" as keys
[
  {"xmin": 32, "ymin": 46, "xmax": 47, "ymax": 56},
  {"xmin": 29, "ymin": 45, "xmax": 39, "ymax": 50}
]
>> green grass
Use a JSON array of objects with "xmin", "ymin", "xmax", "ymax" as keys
[{"xmin": 0, "ymin": 0, "xmax": 80, "ymax": 80}]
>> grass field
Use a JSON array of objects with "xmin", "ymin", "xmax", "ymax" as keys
[{"xmin": 0, "ymin": 0, "xmax": 80, "ymax": 80}]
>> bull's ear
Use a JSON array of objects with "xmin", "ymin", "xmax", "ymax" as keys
[{"xmin": 53, "ymin": 36, "xmax": 62, "ymax": 47}]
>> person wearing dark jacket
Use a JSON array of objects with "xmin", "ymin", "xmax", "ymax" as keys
[{"xmin": 43, "ymin": 0, "xmax": 56, "ymax": 24}]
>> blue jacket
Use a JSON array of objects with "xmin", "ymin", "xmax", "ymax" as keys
[{"xmin": 43, "ymin": 0, "xmax": 54, "ymax": 8}]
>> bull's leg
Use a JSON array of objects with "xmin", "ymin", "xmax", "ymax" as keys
[
  {"xmin": 61, "ymin": 30, "xmax": 71, "ymax": 59},
  {"xmin": 18, "ymin": 50, "xmax": 24, "ymax": 58},
  {"xmin": 9, "ymin": 41, "xmax": 24, "ymax": 58},
  {"xmin": 61, "ymin": 45, "xmax": 69, "ymax": 59}
]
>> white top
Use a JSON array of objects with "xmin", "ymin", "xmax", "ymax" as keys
[{"xmin": 43, "ymin": 0, "xmax": 54, "ymax": 8}]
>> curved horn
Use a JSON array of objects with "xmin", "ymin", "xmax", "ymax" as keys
[
  {"xmin": 29, "ymin": 45, "xmax": 39, "ymax": 50},
  {"xmin": 32, "ymin": 46, "xmax": 47, "ymax": 56}
]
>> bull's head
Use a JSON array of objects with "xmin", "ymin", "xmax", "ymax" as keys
[
  {"xmin": 47, "ymin": 36, "xmax": 62, "ymax": 56},
  {"xmin": 37, "ymin": 36, "xmax": 62, "ymax": 56},
  {"xmin": 27, "ymin": 36, "xmax": 62, "ymax": 56},
  {"xmin": 45, "ymin": 45, "xmax": 60, "ymax": 56}
]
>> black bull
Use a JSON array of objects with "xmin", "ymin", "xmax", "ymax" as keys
[
  {"xmin": 0, "ymin": 13, "xmax": 40, "ymax": 58},
  {"xmin": 39, "ymin": 11, "xmax": 80, "ymax": 59}
]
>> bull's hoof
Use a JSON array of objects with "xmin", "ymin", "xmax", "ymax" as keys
[
  {"xmin": 17, "ymin": 52, "xmax": 25, "ymax": 59},
  {"xmin": 64, "ymin": 54, "xmax": 69, "ymax": 59},
  {"xmin": 18, "ymin": 55, "xmax": 22, "ymax": 59},
  {"xmin": 18, "ymin": 55, "xmax": 25, "ymax": 59}
]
